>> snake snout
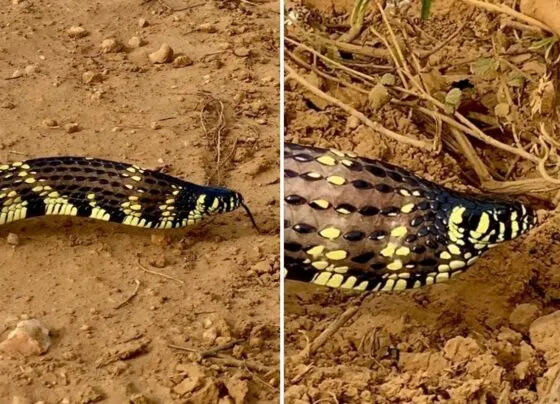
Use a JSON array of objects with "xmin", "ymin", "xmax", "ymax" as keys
[{"xmin": 469, "ymin": 201, "xmax": 536, "ymax": 246}]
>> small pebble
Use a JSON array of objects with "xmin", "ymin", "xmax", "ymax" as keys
[
  {"xmin": 347, "ymin": 115, "xmax": 360, "ymax": 130},
  {"xmin": 1, "ymin": 101, "xmax": 15, "ymax": 109},
  {"xmin": 510, "ymin": 303, "xmax": 540, "ymax": 332},
  {"xmin": 197, "ymin": 23, "xmax": 217, "ymax": 33},
  {"xmin": 235, "ymin": 47, "xmax": 250, "ymax": 57},
  {"xmin": 252, "ymin": 262, "xmax": 270, "ymax": 275},
  {"xmin": 128, "ymin": 36, "xmax": 145, "ymax": 48},
  {"xmin": 173, "ymin": 55, "xmax": 193, "ymax": 68},
  {"xmin": 67, "ymin": 26, "xmax": 88, "ymax": 38},
  {"xmin": 249, "ymin": 336, "xmax": 263, "ymax": 348},
  {"xmin": 42, "ymin": 118, "xmax": 58, "ymax": 127},
  {"xmin": 11, "ymin": 397, "xmax": 31, "ymax": 404},
  {"xmin": 65, "ymin": 123, "xmax": 80, "ymax": 134},
  {"xmin": 82, "ymin": 71, "xmax": 103, "ymax": 84},
  {"xmin": 100, "ymin": 38, "xmax": 123, "ymax": 54},
  {"xmin": 129, "ymin": 393, "xmax": 150, "ymax": 404},
  {"xmin": 149, "ymin": 43, "xmax": 174, "ymax": 64},
  {"xmin": 149, "ymin": 254, "xmax": 166, "ymax": 268},
  {"xmin": 24, "ymin": 65, "xmax": 36, "ymax": 75},
  {"xmin": 202, "ymin": 327, "xmax": 219, "ymax": 344},
  {"xmin": 138, "ymin": 18, "xmax": 149, "ymax": 28},
  {"xmin": 0, "ymin": 319, "xmax": 51, "ymax": 357},
  {"xmin": 150, "ymin": 234, "xmax": 169, "ymax": 247},
  {"xmin": 150, "ymin": 121, "xmax": 161, "ymax": 130},
  {"xmin": 7, "ymin": 233, "xmax": 19, "ymax": 246},
  {"xmin": 11, "ymin": 70, "xmax": 23, "ymax": 79}
]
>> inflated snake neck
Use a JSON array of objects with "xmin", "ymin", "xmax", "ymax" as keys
[{"xmin": 283, "ymin": 142, "xmax": 537, "ymax": 292}]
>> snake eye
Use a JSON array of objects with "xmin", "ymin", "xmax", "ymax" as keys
[
  {"xmin": 466, "ymin": 213, "xmax": 481, "ymax": 229},
  {"xmin": 496, "ymin": 209, "xmax": 509, "ymax": 222}
]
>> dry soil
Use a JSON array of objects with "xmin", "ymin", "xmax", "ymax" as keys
[
  {"xmin": 0, "ymin": 1, "xmax": 280, "ymax": 403},
  {"xmin": 285, "ymin": 0, "xmax": 560, "ymax": 403}
]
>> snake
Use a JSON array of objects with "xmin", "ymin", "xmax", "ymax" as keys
[
  {"xmin": 0, "ymin": 156, "xmax": 257, "ymax": 229},
  {"xmin": 284, "ymin": 142, "xmax": 537, "ymax": 292}
]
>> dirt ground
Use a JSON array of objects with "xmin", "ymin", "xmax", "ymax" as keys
[
  {"xmin": 0, "ymin": 1, "xmax": 279, "ymax": 403},
  {"xmin": 285, "ymin": 0, "xmax": 560, "ymax": 403}
]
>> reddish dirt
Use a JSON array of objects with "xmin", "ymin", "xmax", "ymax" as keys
[
  {"xmin": 284, "ymin": 0, "xmax": 560, "ymax": 402},
  {"xmin": 0, "ymin": 1, "xmax": 279, "ymax": 403}
]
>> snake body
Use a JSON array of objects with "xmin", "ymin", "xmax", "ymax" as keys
[
  {"xmin": 284, "ymin": 143, "xmax": 537, "ymax": 292},
  {"xmin": 0, "ymin": 156, "xmax": 250, "ymax": 229}
]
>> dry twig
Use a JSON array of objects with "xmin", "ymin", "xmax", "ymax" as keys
[
  {"xmin": 207, "ymin": 355, "xmax": 274, "ymax": 374},
  {"xmin": 461, "ymin": 0, "xmax": 556, "ymax": 35},
  {"xmin": 138, "ymin": 259, "xmax": 184, "ymax": 285},
  {"xmin": 285, "ymin": 64, "xmax": 432, "ymax": 150},
  {"xmin": 114, "ymin": 279, "xmax": 141, "ymax": 309},
  {"xmin": 168, "ymin": 338, "xmax": 245, "ymax": 358}
]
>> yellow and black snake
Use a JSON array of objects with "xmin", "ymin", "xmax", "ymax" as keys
[
  {"xmin": 0, "ymin": 156, "xmax": 256, "ymax": 229},
  {"xmin": 284, "ymin": 143, "xmax": 537, "ymax": 292}
]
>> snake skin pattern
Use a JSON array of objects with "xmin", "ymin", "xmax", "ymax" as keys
[
  {"xmin": 284, "ymin": 143, "xmax": 537, "ymax": 292},
  {"xmin": 0, "ymin": 156, "xmax": 246, "ymax": 229}
]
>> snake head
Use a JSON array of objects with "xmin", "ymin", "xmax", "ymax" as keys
[
  {"xmin": 199, "ymin": 187, "xmax": 244, "ymax": 214},
  {"xmin": 447, "ymin": 198, "xmax": 536, "ymax": 249}
]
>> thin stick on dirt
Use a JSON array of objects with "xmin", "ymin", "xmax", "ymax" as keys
[
  {"xmin": 285, "ymin": 64, "xmax": 432, "ymax": 150},
  {"xmin": 461, "ymin": 0, "xmax": 556, "ymax": 35},
  {"xmin": 286, "ymin": 49, "xmax": 370, "ymax": 95},
  {"xmin": 167, "ymin": 343, "xmax": 198, "ymax": 353},
  {"xmin": 114, "ymin": 279, "xmax": 141, "ymax": 309},
  {"xmin": 284, "ymin": 36, "xmax": 392, "ymax": 79},
  {"xmin": 168, "ymin": 338, "xmax": 245, "ymax": 358},
  {"xmin": 199, "ymin": 96, "xmax": 238, "ymax": 186},
  {"xmin": 370, "ymin": 26, "xmax": 409, "ymax": 89},
  {"xmin": 207, "ymin": 355, "xmax": 274, "ymax": 374},
  {"xmin": 290, "ymin": 363, "xmax": 315, "ymax": 384},
  {"xmin": 313, "ymin": 392, "xmax": 340, "ymax": 404},
  {"xmin": 290, "ymin": 24, "xmax": 390, "ymax": 59},
  {"xmin": 374, "ymin": 1, "xmax": 412, "ymax": 79},
  {"xmin": 246, "ymin": 367, "xmax": 279, "ymax": 392},
  {"xmin": 157, "ymin": 0, "xmax": 205, "ymax": 12},
  {"xmin": 200, "ymin": 338, "xmax": 244, "ymax": 358},
  {"xmin": 307, "ymin": 305, "xmax": 360, "ymax": 355},
  {"xmin": 138, "ymin": 259, "xmax": 185, "ymax": 285},
  {"xmin": 200, "ymin": 97, "xmax": 226, "ymax": 185},
  {"xmin": 205, "ymin": 136, "xmax": 240, "ymax": 186}
]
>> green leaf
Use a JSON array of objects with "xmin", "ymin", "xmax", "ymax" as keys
[
  {"xmin": 351, "ymin": 0, "xmax": 371, "ymax": 25},
  {"xmin": 529, "ymin": 37, "xmax": 558, "ymax": 51},
  {"xmin": 421, "ymin": 0, "xmax": 432, "ymax": 20},
  {"xmin": 507, "ymin": 72, "xmax": 525, "ymax": 88},
  {"xmin": 445, "ymin": 88, "xmax": 462, "ymax": 108},
  {"xmin": 470, "ymin": 57, "xmax": 498, "ymax": 79}
]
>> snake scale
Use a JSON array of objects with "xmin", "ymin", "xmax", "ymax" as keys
[
  {"xmin": 0, "ymin": 156, "xmax": 256, "ymax": 229},
  {"xmin": 284, "ymin": 142, "xmax": 537, "ymax": 292}
]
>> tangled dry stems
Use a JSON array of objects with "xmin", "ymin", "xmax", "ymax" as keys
[{"xmin": 285, "ymin": 0, "xmax": 560, "ymax": 203}]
